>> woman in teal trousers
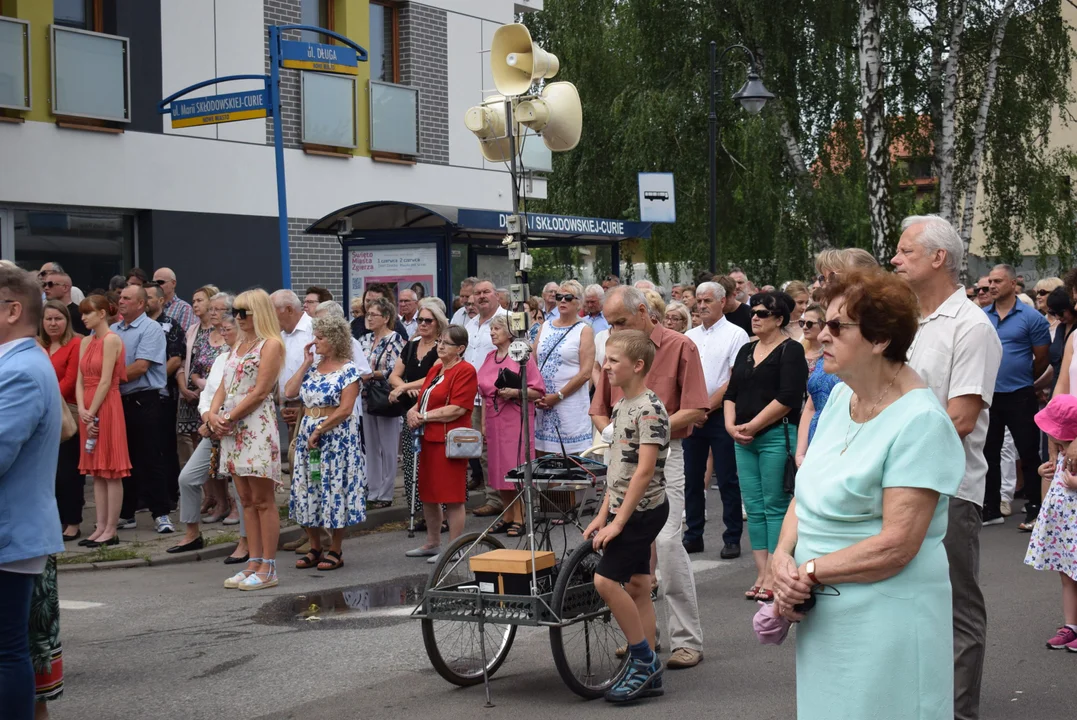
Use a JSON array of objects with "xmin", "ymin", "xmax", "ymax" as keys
[
  {"xmin": 724, "ymin": 291, "xmax": 807, "ymax": 601},
  {"xmin": 771, "ymin": 269, "xmax": 963, "ymax": 720}
]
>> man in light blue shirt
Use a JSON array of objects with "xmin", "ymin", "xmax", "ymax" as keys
[
  {"xmin": 111, "ymin": 286, "xmax": 174, "ymax": 533},
  {"xmin": 581, "ymin": 284, "xmax": 610, "ymax": 334},
  {"xmin": 0, "ymin": 264, "xmax": 64, "ymax": 720},
  {"xmin": 982, "ymin": 264, "xmax": 1051, "ymax": 527}
]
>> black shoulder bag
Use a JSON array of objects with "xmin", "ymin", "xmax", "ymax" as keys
[{"xmin": 777, "ymin": 340, "xmax": 798, "ymax": 495}]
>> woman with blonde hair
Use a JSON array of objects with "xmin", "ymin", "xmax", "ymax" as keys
[
  {"xmin": 664, "ymin": 301, "xmax": 692, "ymax": 333},
  {"xmin": 784, "ymin": 281, "xmax": 810, "ymax": 341},
  {"xmin": 643, "ymin": 289, "xmax": 666, "ymax": 326},
  {"xmin": 1034, "ymin": 277, "xmax": 1064, "ymax": 329},
  {"xmin": 209, "ymin": 289, "xmax": 284, "ymax": 591},
  {"xmin": 815, "ymin": 247, "xmax": 879, "ymax": 287},
  {"xmin": 534, "ymin": 279, "xmax": 595, "ymax": 455}
]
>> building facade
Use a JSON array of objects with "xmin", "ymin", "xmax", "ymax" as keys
[{"xmin": 0, "ymin": 0, "xmax": 548, "ymax": 300}]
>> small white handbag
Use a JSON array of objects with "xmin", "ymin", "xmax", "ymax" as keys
[{"xmin": 445, "ymin": 427, "xmax": 483, "ymax": 459}]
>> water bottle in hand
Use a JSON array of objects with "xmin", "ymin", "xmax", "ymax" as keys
[
  {"xmin": 309, "ymin": 448, "xmax": 321, "ymax": 484},
  {"xmin": 85, "ymin": 417, "xmax": 99, "ymax": 453}
]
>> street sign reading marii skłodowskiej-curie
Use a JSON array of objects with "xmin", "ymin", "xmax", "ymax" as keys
[
  {"xmin": 170, "ymin": 89, "xmax": 269, "ymax": 128},
  {"xmin": 638, "ymin": 172, "xmax": 676, "ymax": 223}
]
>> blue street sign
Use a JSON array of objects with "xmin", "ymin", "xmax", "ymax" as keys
[
  {"xmin": 170, "ymin": 88, "xmax": 269, "ymax": 128},
  {"xmin": 456, "ymin": 209, "xmax": 652, "ymax": 239},
  {"xmin": 280, "ymin": 40, "xmax": 358, "ymax": 75}
]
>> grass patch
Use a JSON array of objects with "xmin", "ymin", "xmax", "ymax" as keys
[
  {"xmin": 206, "ymin": 531, "xmax": 240, "ymax": 547},
  {"xmin": 57, "ymin": 546, "xmax": 146, "ymax": 565}
]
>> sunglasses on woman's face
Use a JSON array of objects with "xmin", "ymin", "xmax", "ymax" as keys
[
  {"xmin": 417, "ymin": 317, "xmax": 436, "ymax": 325},
  {"xmin": 824, "ymin": 319, "xmax": 858, "ymax": 336},
  {"xmin": 234, "ymin": 308, "xmax": 252, "ymax": 320},
  {"xmin": 798, "ymin": 319, "xmax": 819, "ymax": 329},
  {"xmin": 751, "ymin": 309, "xmax": 775, "ymax": 319},
  {"xmin": 1037, "ymin": 289, "xmax": 1050, "ymax": 297},
  {"xmin": 555, "ymin": 293, "xmax": 576, "ymax": 302}
]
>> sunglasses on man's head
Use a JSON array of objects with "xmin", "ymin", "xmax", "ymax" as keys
[
  {"xmin": 41, "ymin": 281, "xmax": 58, "ymax": 288},
  {"xmin": 555, "ymin": 293, "xmax": 576, "ymax": 302},
  {"xmin": 234, "ymin": 308, "xmax": 252, "ymax": 320}
]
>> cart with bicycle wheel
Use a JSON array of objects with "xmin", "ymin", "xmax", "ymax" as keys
[{"xmin": 411, "ymin": 448, "xmax": 632, "ymax": 702}]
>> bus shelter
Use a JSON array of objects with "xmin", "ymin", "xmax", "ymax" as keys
[{"xmin": 305, "ymin": 201, "xmax": 651, "ymax": 310}]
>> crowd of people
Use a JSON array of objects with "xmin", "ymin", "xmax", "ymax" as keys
[{"xmin": 6, "ymin": 207, "xmax": 1077, "ymax": 714}]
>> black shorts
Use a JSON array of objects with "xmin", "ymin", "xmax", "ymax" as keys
[{"xmin": 595, "ymin": 500, "xmax": 670, "ymax": 584}]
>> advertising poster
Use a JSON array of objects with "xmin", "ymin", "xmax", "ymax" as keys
[{"xmin": 348, "ymin": 244, "xmax": 438, "ymax": 305}]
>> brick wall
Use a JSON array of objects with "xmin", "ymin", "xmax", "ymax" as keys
[
  {"xmin": 399, "ymin": 3, "xmax": 449, "ymax": 164},
  {"xmin": 289, "ymin": 217, "xmax": 343, "ymax": 300},
  {"xmin": 264, "ymin": 0, "xmax": 303, "ymax": 148}
]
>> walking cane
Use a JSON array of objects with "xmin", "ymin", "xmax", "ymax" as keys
[{"xmin": 407, "ymin": 428, "xmax": 421, "ymax": 539}]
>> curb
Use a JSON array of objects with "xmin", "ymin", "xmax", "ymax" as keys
[{"xmin": 57, "ymin": 507, "xmax": 411, "ymax": 572}]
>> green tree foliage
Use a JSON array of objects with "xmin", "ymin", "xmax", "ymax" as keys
[{"xmin": 523, "ymin": 0, "xmax": 1076, "ymax": 284}]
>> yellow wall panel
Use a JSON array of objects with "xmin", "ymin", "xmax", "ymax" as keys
[{"xmin": 333, "ymin": 0, "xmax": 370, "ymax": 157}]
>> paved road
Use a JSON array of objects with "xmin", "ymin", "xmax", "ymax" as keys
[{"xmin": 51, "ymin": 510, "xmax": 1068, "ymax": 720}]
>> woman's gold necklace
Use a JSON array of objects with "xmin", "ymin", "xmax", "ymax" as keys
[{"xmin": 842, "ymin": 368, "xmax": 901, "ymax": 455}]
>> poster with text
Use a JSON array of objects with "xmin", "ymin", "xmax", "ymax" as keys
[{"xmin": 347, "ymin": 244, "xmax": 438, "ymax": 306}]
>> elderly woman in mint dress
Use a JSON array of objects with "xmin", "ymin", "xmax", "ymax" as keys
[
  {"xmin": 771, "ymin": 270, "xmax": 964, "ymax": 720},
  {"xmin": 286, "ymin": 315, "xmax": 364, "ymax": 572}
]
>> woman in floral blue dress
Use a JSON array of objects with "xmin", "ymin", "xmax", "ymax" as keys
[{"xmin": 285, "ymin": 316, "xmax": 365, "ymax": 572}]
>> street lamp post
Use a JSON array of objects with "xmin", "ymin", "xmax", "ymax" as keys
[{"xmin": 708, "ymin": 41, "xmax": 775, "ymax": 273}]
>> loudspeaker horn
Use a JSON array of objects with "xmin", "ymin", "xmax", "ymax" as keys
[
  {"xmin": 490, "ymin": 23, "xmax": 559, "ymax": 97},
  {"xmin": 514, "ymin": 81, "xmax": 582, "ymax": 152},
  {"xmin": 463, "ymin": 95, "xmax": 517, "ymax": 163}
]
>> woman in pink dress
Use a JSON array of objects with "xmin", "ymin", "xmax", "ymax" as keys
[
  {"xmin": 477, "ymin": 315, "xmax": 545, "ymax": 536},
  {"xmin": 75, "ymin": 294, "xmax": 131, "ymax": 547}
]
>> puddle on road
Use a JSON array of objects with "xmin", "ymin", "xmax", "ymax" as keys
[{"xmin": 254, "ymin": 574, "xmax": 428, "ymax": 627}]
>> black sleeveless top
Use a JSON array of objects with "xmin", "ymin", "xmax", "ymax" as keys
[{"xmin": 400, "ymin": 338, "xmax": 438, "ymax": 383}]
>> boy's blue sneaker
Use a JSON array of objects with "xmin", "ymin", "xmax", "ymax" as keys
[{"xmin": 604, "ymin": 654, "xmax": 664, "ymax": 703}]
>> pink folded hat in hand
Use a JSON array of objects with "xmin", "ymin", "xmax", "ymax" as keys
[{"xmin": 752, "ymin": 600, "xmax": 792, "ymax": 645}]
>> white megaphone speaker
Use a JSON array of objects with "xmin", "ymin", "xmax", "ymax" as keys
[
  {"xmin": 464, "ymin": 95, "xmax": 517, "ymax": 162},
  {"xmin": 514, "ymin": 81, "xmax": 582, "ymax": 152},
  {"xmin": 490, "ymin": 23, "xmax": 560, "ymax": 96}
]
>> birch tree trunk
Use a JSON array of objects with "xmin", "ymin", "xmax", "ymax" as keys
[
  {"xmin": 936, "ymin": 0, "xmax": 968, "ymax": 223},
  {"xmin": 957, "ymin": 0, "xmax": 1018, "ymax": 281},
  {"xmin": 859, "ymin": 0, "xmax": 894, "ymax": 262}
]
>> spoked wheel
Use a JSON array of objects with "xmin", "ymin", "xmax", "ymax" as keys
[
  {"xmin": 548, "ymin": 542, "xmax": 627, "ymax": 699},
  {"xmin": 421, "ymin": 532, "xmax": 517, "ymax": 686}
]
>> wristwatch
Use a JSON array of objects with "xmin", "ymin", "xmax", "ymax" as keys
[
  {"xmin": 806, "ymin": 558, "xmax": 820, "ymax": 586},
  {"xmin": 421, "ymin": 411, "xmax": 428, "ymax": 422},
  {"xmin": 557, "ymin": 390, "xmax": 565, "ymax": 401}
]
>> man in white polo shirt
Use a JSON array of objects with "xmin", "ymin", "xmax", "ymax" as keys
[
  {"xmin": 464, "ymin": 280, "xmax": 509, "ymax": 515},
  {"xmin": 683, "ymin": 281, "xmax": 749, "ymax": 558},
  {"xmin": 894, "ymin": 215, "xmax": 1002, "ymax": 720}
]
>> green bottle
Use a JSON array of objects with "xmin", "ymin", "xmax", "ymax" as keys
[{"xmin": 309, "ymin": 448, "xmax": 322, "ymax": 484}]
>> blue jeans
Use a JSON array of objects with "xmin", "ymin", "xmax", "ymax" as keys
[
  {"xmin": 0, "ymin": 569, "xmax": 35, "ymax": 720},
  {"xmin": 683, "ymin": 413, "xmax": 742, "ymax": 545}
]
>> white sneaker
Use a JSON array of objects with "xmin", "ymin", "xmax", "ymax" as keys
[
  {"xmin": 154, "ymin": 515, "xmax": 175, "ymax": 534},
  {"xmin": 118, "ymin": 517, "xmax": 137, "ymax": 530},
  {"xmin": 982, "ymin": 516, "xmax": 1005, "ymax": 527},
  {"xmin": 1000, "ymin": 501, "xmax": 1012, "ymax": 517}
]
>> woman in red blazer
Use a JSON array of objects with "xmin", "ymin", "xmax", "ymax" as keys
[
  {"xmin": 39, "ymin": 300, "xmax": 84, "ymax": 541},
  {"xmin": 404, "ymin": 325, "xmax": 478, "ymax": 561}
]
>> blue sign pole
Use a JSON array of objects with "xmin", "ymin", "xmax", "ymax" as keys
[{"xmin": 269, "ymin": 25, "xmax": 291, "ymax": 289}]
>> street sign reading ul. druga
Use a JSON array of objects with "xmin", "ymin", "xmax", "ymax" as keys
[
  {"xmin": 280, "ymin": 40, "xmax": 358, "ymax": 75},
  {"xmin": 170, "ymin": 89, "xmax": 269, "ymax": 128}
]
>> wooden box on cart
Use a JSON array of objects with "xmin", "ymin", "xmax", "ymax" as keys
[{"xmin": 469, "ymin": 549, "xmax": 556, "ymax": 595}]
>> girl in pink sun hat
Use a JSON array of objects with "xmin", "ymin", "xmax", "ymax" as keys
[{"xmin": 1024, "ymin": 393, "xmax": 1077, "ymax": 651}]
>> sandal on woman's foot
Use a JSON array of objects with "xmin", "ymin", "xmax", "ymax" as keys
[
  {"xmin": 369, "ymin": 500, "xmax": 392, "ymax": 510},
  {"xmin": 489, "ymin": 520, "xmax": 511, "ymax": 534},
  {"xmin": 317, "ymin": 550, "xmax": 344, "ymax": 571},
  {"xmin": 238, "ymin": 561, "xmax": 278, "ymax": 591},
  {"xmin": 295, "ymin": 549, "xmax": 323, "ymax": 569},
  {"xmin": 755, "ymin": 588, "xmax": 775, "ymax": 602},
  {"xmin": 505, "ymin": 522, "xmax": 525, "ymax": 537},
  {"xmin": 744, "ymin": 585, "xmax": 762, "ymax": 599},
  {"xmin": 224, "ymin": 558, "xmax": 262, "ymax": 589}
]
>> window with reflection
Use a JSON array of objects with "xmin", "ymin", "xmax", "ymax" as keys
[
  {"xmin": 53, "ymin": 0, "xmax": 92, "ymax": 30},
  {"xmin": 302, "ymin": 71, "xmax": 357, "ymax": 148},
  {"xmin": 299, "ymin": 0, "xmax": 329, "ymax": 44},
  {"xmin": 51, "ymin": 26, "xmax": 130, "ymax": 122},
  {"xmin": 13, "ymin": 210, "xmax": 135, "ymax": 293},
  {"xmin": 369, "ymin": 1, "xmax": 396, "ymax": 83}
]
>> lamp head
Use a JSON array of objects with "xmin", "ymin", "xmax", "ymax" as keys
[{"xmin": 732, "ymin": 70, "xmax": 774, "ymax": 115}]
